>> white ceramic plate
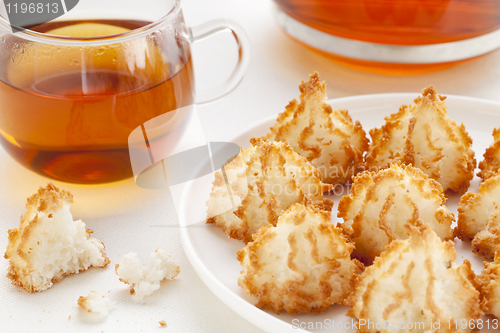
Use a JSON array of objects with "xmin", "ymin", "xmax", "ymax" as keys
[{"xmin": 178, "ymin": 93, "xmax": 500, "ymax": 333}]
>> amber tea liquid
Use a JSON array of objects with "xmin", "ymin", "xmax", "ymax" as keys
[
  {"xmin": 275, "ymin": 0, "xmax": 500, "ymax": 73},
  {"xmin": 0, "ymin": 20, "xmax": 194, "ymax": 183},
  {"xmin": 275, "ymin": 0, "xmax": 500, "ymax": 44}
]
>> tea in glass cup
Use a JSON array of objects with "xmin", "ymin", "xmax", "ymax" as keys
[{"xmin": 0, "ymin": 0, "xmax": 249, "ymax": 183}]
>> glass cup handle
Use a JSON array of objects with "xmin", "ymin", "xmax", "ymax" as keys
[{"xmin": 189, "ymin": 19, "xmax": 250, "ymax": 104}]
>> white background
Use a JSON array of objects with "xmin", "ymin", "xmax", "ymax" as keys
[{"xmin": 1, "ymin": 0, "xmax": 500, "ymax": 332}]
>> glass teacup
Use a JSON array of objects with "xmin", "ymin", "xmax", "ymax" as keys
[{"xmin": 0, "ymin": 0, "xmax": 249, "ymax": 183}]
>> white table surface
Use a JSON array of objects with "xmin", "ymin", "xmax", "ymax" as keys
[{"xmin": 1, "ymin": 0, "xmax": 500, "ymax": 332}]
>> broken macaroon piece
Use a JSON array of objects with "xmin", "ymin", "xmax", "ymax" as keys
[
  {"xmin": 338, "ymin": 163, "xmax": 455, "ymax": 265},
  {"xmin": 206, "ymin": 138, "xmax": 333, "ymax": 243},
  {"xmin": 347, "ymin": 223, "xmax": 481, "ymax": 333},
  {"xmin": 115, "ymin": 248, "xmax": 179, "ymax": 301},
  {"xmin": 237, "ymin": 203, "xmax": 363, "ymax": 314},
  {"xmin": 266, "ymin": 72, "xmax": 368, "ymax": 184},
  {"xmin": 4, "ymin": 183, "xmax": 109, "ymax": 292},
  {"xmin": 364, "ymin": 86, "xmax": 475, "ymax": 195}
]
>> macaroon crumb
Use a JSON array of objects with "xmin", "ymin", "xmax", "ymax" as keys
[
  {"xmin": 78, "ymin": 290, "xmax": 112, "ymax": 317},
  {"xmin": 115, "ymin": 248, "xmax": 180, "ymax": 301}
]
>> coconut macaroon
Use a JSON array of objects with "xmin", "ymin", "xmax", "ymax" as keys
[
  {"xmin": 78, "ymin": 290, "xmax": 112, "ymax": 317},
  {"xmin": 237, "ymin": 203, "xmax": 363, "ymax": 314},
  {"xmin": 347, "ymin": 223, "xmax": 482, "ymax": 333},
  {"xmin": 478, "ymin": 128, "xmax": 500, "ymax": 181},
  {"xmin": 456, "ymin": 173, "xmax": 500, "ymax": 260},
  {"xmin": 477, "ymin": 246, "xmax": 500, "ymax": 319},
  {"xmin": 4, "ymin": 183, "xmax": 109, "ymax": 293},
  {"xmin": 364, "ymin": 86, "xmax": 475, "ymax": 195},
  {"xmin": 266, "ymin": 72, "xmax": 368, "ymax": 184},
  {"xmin": 338, "ymin": 163, "xmax": 455, "ymax": 265},
  {"xmin": 115, "ymin": 248, "xmax": 179, "ymax": 301},
  {"xmin": 206, "ymin": 138, "xmax": 333, "ymax": 243}
]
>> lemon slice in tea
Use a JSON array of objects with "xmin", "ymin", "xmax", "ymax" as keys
[{"xmin": 46, "ymin": 23, "xmax": 130, "ymax": 37}]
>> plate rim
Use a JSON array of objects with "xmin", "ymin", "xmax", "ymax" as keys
[{"xmin": 178, "ymin": 92, "xmax": 500, "ymax": 333}]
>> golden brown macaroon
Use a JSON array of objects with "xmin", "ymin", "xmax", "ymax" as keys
[
  {"xmin": 5, "ymin": 183, "xmax": 109, "ymax": 292},
  {"xmin": 237, "ymin": 203, "xmax": 363, "ymax": 314},
  {"xmin": 477, "ymin": 246, "xmax": 500, "ymax": 319},
  {"xmin": 347, "ymin": 223, "xmax": 482, "ymax": 333},
  {"xmin": 364, "ymin": 86, "xmax": 475, "ymax": 195},
  {"xmin": 266, "ymin": 72, "xmax": 368, "ymax": 184},
  {"xmin": 456, "ymin": 173, "xmax": 500, "ymax": 260},
  {"xmin": 338, "ymin": 163, "xmax": 455, "ymax": 265},
  {"xmin": 206, "ymin": 138, "xmax": 333, "ymax": 243},
  {"xmin": 478, "ymin": 128, "xmax": 500, "ymax": 181}
]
